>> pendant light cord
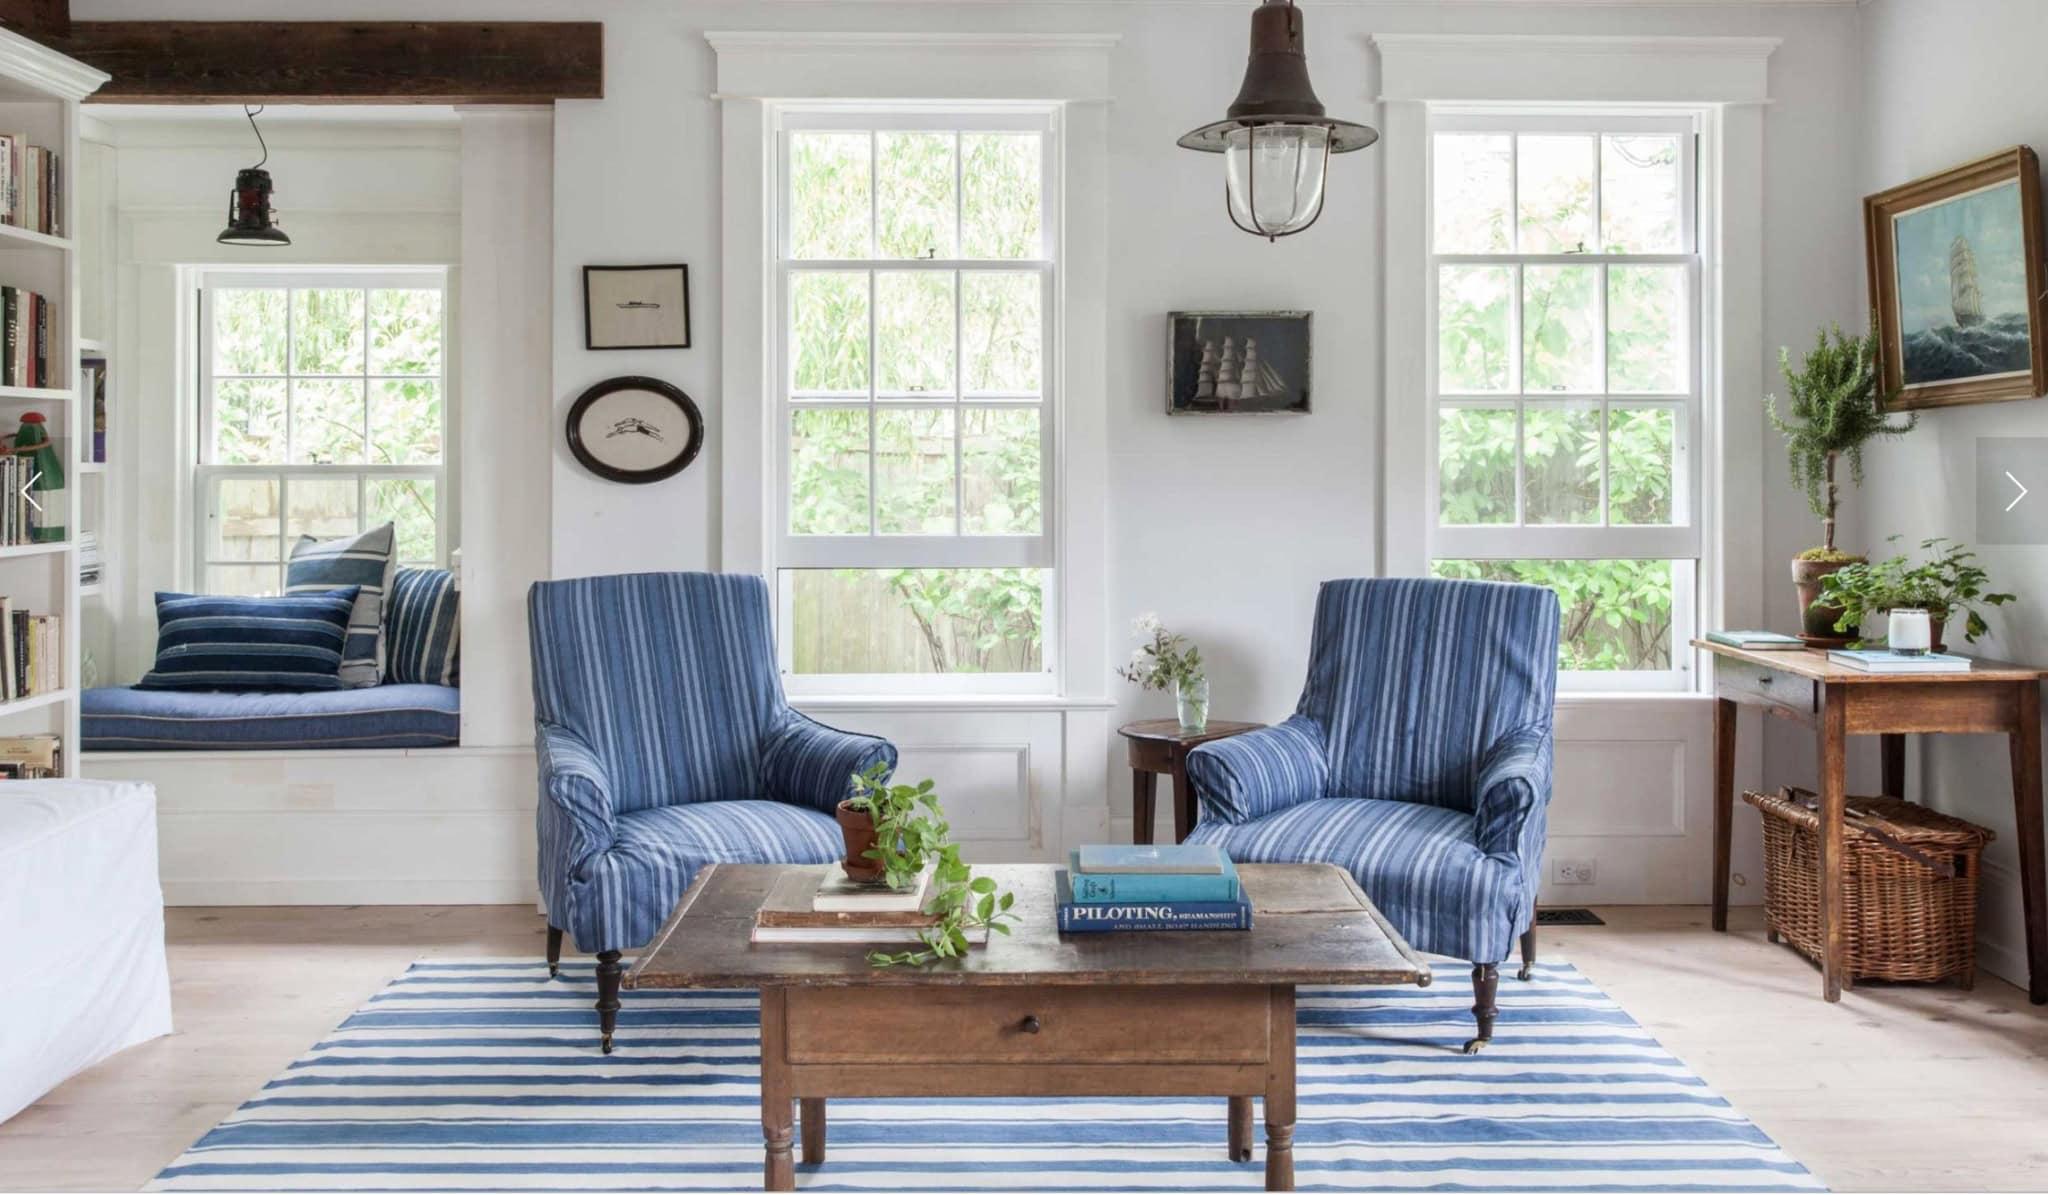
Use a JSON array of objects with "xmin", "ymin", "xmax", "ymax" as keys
[{"xmin": 243, "ymin": 104, "xmax": 270, "ymax": 170}]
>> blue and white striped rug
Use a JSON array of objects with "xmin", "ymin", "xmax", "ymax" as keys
[{"xmin": 152, "ymin": 959, "xmax": 1822, "ymax": 1192}]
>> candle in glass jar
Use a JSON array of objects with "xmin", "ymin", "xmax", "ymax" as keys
[{"xmin": 1888, "ymin": 608, "xmax": 1932, "ymax": 656}]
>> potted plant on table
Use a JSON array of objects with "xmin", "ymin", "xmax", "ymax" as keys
[
  {"xmin": 1814, "ymin": 536, "xmax": 2015, "ymax": 652},
  {"xmin": 834, "ymin": 763, "xmax": 1018, "ymax": 967},
  {"xmin": 1117, "ymin": 613, "xmax": 1209, "ymax": 733},
  {"xmin": 1767, "ymin": 324, "xmax": 1917, "ymax": 640}
]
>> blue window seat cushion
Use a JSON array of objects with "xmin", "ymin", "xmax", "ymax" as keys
[{"xmin": 82, "ymin": 684, "xmax": 460, "ymax": 751}]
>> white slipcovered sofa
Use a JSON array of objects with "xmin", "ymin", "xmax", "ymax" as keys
[{"xmin": 0, "ymin": 779, "xmax": 173, "ymax": 1122}]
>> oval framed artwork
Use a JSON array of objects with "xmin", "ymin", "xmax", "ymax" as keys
[{"xmin": 564, "ymin": 376, "xmax": 705, "ymax": 484}]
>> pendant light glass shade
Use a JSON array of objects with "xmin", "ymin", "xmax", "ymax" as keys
[
  {"xmin": 1224, "ymin": 124, "xmax": 1330, "ymax": 239},
  {"xmin": 1179, "ymin": 0, "xmax": 1376, "ymax": 240},
  {"xmin": 219, "ymin": 106, "xmax": 290, "ymax": 247}
]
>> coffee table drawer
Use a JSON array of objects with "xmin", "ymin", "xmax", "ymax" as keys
[{"xmin": 780, "ymin": 984, "xmax": 1270, "ymax": 1065}]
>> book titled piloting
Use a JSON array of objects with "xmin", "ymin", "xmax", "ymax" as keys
[{"xmin": 1053, "ymin": 870, "xmax": 1253, "ymax": 932}]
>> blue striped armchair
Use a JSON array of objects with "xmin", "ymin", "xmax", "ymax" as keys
[
  {"xmin": 1186, "ymin": 578, "xmax": 1560, "ymax": 1053},
  {"xmin": 528, "ymin": 572, "xmax": 896, "ymax": 1052}
]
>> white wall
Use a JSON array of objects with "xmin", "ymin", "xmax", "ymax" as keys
[
  {"xmin": 69, "ymin": 0, "xmax": 1876, "ymax": 914},
  {"xmin": 1853, "ymin": 0, "xmax": 2048, "ymax": 985}
]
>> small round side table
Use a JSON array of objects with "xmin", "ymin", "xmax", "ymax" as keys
[{"xmin": 1117, "ymin": 718, "xmax": 1264, "ymax": 844}]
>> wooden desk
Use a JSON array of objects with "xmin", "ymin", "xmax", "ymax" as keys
[
  {"xmin": 1694, "ymin": 640, "xmax": 2048, "ymax": 1004},
  {"xmin": 626, "ymin": 862, "xmax": 1430, "ymax": 1192},
  {"xmin": 1119, "ymin": 718, "xmax": 1263, "ymax": 844}
]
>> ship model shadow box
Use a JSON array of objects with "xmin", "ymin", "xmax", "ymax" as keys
[
  {"xmin": 1864, "ymin": 146, "xmax": 2048, "ymax": 410},
  {"xmin": 1167, "ymin": 310, "xmax": 1312, "ymax": 414}
]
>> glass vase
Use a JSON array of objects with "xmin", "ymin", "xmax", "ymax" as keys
[{"xmin": 1175, "ymin": 675, "xmax": 1211, "ymax": 734}]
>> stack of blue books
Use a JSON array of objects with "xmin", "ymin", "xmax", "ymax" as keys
[{"xmin": 1055, "ymin": 843, "xmax": 1252, "ymax": 932}]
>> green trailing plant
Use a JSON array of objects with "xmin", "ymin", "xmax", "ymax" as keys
[
  {"xmin": 1116, "ymin": 613, "xmax": 1204, "ymax": 691},
  {"xmin": 1813, "ymin": 536, "xmax": 2015, "ymax": 645},
  {"xmin": 843, "ymin": 762, "xmax": 1017, "ymax": 967},
  {"xmin": 1766, "ymin": 324, "xmax": 1915, "ymax": 555}
]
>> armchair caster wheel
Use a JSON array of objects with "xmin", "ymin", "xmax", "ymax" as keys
[
  {"xmin": 601, "ymin": 1035, "xmax": 614, "ymax": 1055},
  {"xmin": 1461, "ymin": 1037, "xmax": 1487, "ymax": 1055},
  {"xmin": 548, "ymin": 963, "xmax": 559, "ymax": 979},
  {"xmin": 1516, "ymin": 964, "xmax": 1532, "ymax": 982},
  {"xmin": 1230, "ymin": 1147, "xmax": 1251, "ymax": 1163}
]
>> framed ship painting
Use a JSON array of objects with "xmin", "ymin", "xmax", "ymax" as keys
[
  {"xmin": 1168, "ymin": 311, "xmax": 1312, "ymax": 414},
  {"xmin": 1865, "ymin": 147, "xmax": 2048, "ymax": 410}
]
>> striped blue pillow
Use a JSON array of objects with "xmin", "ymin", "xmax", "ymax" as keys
[
  {"xmin": 286, "ymin": 523, "xmax": 397, "ymax": 689},
  {"xmin": 386, "ymin": 567, "xmax": 460, "ymax": 686},
  {"xmin": 136, "ymin": 589, "xmax": 360, "ymax": 692}
]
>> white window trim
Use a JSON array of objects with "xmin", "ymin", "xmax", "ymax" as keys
[
  {"xmin": 710, "ymin": 32, "xmax": 1115, "ymax": 704},
  {"xmin": 1373, "ymin": 34, "xmax": 1777, "ymax": 699},
  {"xmin": 193, "ymin": 265, "xmax": 452, "ymax": 592}
]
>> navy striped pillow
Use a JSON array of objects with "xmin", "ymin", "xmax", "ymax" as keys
[
  {"xmin": 286, "ymin": 523, "xmax": 397, "ymax": 689},
  {"xmin": 136, "ymin": 589, "xmax": 360, "ymax": 692},
  {"xmin": 386, "ymin": 567, "xmax": 460, "ymax": 686}
]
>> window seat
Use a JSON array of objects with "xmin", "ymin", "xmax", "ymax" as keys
[{"xmin": 82, "ymin": 685, "xmax": 460, "ymax": 752}]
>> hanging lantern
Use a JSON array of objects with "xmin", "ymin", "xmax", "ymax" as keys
[
  {"xmin": 218, "ymin": 105, "xmax": 290, "ymax": 247},
  {"xmin": 1177, "ymin": 0, "xmax": 1378, "ymax": 240}
]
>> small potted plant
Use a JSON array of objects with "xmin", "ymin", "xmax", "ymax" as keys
[
  {"xmin": 1766, "ymin": 324, "xmax": 1916, "ymax": 639},
  {"xmin": 1117, "ymin": 613, "xmax": 1208, "ymax": 732},
  {"xmin": 840, "ymin": 763, "xmax": 1019, "ymax": 967},
  {"xmin": 1815, "ymin": 537, "xmax": 2015, "ymax": 652}
]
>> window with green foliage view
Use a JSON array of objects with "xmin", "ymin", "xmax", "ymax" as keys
[
  {"xmin": 1429, "ymin": 116, "xmax": 1701, "ymax": 685},
  {"xmin": 197, "ymin": 270, "xmax": 447, "ymax": 596},
  {"xmin": 777, "ymin": 113, "xmax": 1054, "ymax": 684}
]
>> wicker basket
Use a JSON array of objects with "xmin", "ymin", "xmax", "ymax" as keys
[{"xmin": 1744, "ymin": 786, "xmax": 1994, "ymax": 986}]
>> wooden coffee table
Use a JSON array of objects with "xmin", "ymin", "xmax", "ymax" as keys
[{"xmin": 627, "ymin": 862, "xmax": 1430, "ymax": 1192}]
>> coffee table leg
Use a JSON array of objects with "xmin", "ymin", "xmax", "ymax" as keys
[
  {"xmin": 801, "ymin": 1097, "xmax": 826, "ymax": 1164},
  {"xmin": 759, "ymin": 988, "xmax": 795, "ymax": 1190},
  {"xmin": 1228, "ymin": 1095, "xmax": 1254, "ymax": 1162},
  {"xmin": 1265, "ymin": 986, "xmax": 1296, "ymax": 1191}
]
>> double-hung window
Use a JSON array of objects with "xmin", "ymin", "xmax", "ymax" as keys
[
  {"xmin": 774, "ymin": 109, "xmax": 1057, "ymax": 692},
  {"xmin": 1427, "ymin": 113, "xmax": 1702, "ymax": 690},
  {"xmin": 196, "ymin": 268, "xmax": 448, "ymax": 594}
]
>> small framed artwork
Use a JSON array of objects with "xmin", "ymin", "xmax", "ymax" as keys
[
  {"xmin": 583, "ymin": 264, "xmax": 692, "ymax": 351},
  {"xmin": 565, "ymin": 375, "xmax": 705, "ymax": 484},
  {"xmin": 1168, "ymin": 311, "xmax": 1312, "ymax": 414},
  {"xmin": 1864, "ymin": 147, "xmax": 2047, "ymax": 410}
]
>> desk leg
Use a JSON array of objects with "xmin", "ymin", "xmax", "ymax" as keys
[
  {"xmin": 759, "ymin": 988, "xmax": 795, "ymax": 1191},
  {"xmin": 1818, "ymin": 687, "xmax": 1848, "ymax": 1002},
  {"xmin": 1712, "ymin": 697, "xmax": 1736, "ymax": 932},
  {"xmin": 2010, "ymin": 681, "xmax": 2047, "ymax": 1004},
  {"xmin": 1228, "ymin": 1096, "xmax": 1254, "ymax": 1163},
  {"xmin": 1171, "ymin": 760, "xmax": 1195, "ymax": 845},
  {"xmin": 1264, "ymin": 985, "xmax": 1296, "ymax": 1192},
  {"xmin": 1882, "ymin": 734, "xmax": 1906, "ymax": 798},
  {"xmin": 1132, "ymin": 770, "xmax": 1156, "ymax": 846}
]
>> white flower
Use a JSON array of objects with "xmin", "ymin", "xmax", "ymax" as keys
[
  {"xmin": 1129, "ymin": 647, "xmax": 1150, "ymax": 669},
  {"xmin": 1134, "ymin": 612, "xmax": 1163, "ymax": 636}
]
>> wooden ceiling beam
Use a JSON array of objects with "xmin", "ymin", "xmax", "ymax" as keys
[
  {"xmin": 0, "ymin": 0, "xmax": 71, "ymax": 39},
  {"xmin": 50, "ymin": 20, "xmax": 602, "ymax": 104}
]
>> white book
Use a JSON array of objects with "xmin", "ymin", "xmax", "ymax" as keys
[
  {"xmin": 1829, "ymin": 649, "xmax": 1971, "ymax": 673},
  {"xmin": 750, "ymin": 924, "xmax": 989, "ymax": 946},
  {"xmin": 812, "ymin": 863, "xmax": 933, "ymax": 913}
]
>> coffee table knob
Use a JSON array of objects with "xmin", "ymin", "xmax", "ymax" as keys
[{"xmin": 1019, "ymin": 1015, "xmax": 1041, "ymax": 1034}]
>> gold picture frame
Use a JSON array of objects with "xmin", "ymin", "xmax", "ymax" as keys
[{"xmin": 1864, "ymin": 146, "xmax": 2047, "ymax": 410}]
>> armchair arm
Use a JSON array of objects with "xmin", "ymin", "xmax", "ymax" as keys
[
  {"xmin": 761, "ymin": 712, "xmax": 898, "ymax": 814},
  {"xmin": 1186, "ymin": 716, "xmax": 1329, "ymax": 826},
  {"xmin": 535, "ymin": 721, "xmax": 619, "ymax": 865},
  {"xmin": 1473, "ymin": 723, "xmax": 1553, "ymax": 863}
]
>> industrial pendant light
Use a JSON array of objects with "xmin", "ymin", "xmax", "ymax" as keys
[
  {"xmin": 218, "ymin": 105, "xmax": 290, "ymax": 247},
  {"xmin": 1178, "ymin": 0, "xmax": 1378, "ymax": 240}
]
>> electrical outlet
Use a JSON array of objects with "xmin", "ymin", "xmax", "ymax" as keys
[{"xmin": 1551, "ymin": 858, "xmax": 1596, "ymax": 886}]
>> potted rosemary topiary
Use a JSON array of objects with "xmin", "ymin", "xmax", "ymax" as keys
[{"xmin": 1767, "ymin": 324, "xmax": 1916, "ymax": 639}]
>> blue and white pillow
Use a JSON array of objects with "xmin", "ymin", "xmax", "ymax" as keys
[
  {"xmin": 386, "ymin": 567, "xmax": 460, "ymax": 686},
  {"xmin": 136, "ymin": 589, "xmax": 360, "ymax": 691},
  {"xmin": 286, "ymin": 523, "xmax": 397, "ymax": 688}
]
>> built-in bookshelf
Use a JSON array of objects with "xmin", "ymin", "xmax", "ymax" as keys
[{"xmin": 0, "ymin": 29, "xmax": 108, "ymax": 777}]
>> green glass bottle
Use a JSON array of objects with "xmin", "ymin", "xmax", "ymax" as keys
[{"xmin": 11, "ymin": 411, "xmax": 64, "ymax": 543}]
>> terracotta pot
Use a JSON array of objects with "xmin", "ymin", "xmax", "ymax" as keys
[
  {"xmin": 1790, "ymin": 556, "xmax": 1862, "ymax": 637},
  {"xmin": 834, "ymin": 801, "xmax": 884, "ymax": 884}
]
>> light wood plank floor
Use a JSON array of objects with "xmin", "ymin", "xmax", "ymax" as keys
[{"xmin": 1, "ymin": 904, "xmax": 2044, "ymax": 1192}]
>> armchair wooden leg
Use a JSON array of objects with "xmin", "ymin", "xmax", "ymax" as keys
[
  {"xmin": 1518, "ymin": 909, "xmax": 1537, "ymax": 983},
  {"xmin": 546, "ymin": 926, "xmax": 564, "ymax": 979},
  {"xmin": 595, "ymin": 950, "xmax": 623, "ymax": 1054},
  {"xmin": 1463, "ymin": 963, "xmax": 1498, "ymax": 1054}
]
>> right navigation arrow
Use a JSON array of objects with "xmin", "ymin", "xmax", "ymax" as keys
[{"xmin": 2007, "ymin": 470, "xmax": 2031, "ymax": 513}]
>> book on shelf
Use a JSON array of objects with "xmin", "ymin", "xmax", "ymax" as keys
[
  {"xmin": 0, "ymin": 452, "xmax": 52, "ymax": 546},
  {"xmin": 1054, "ymin": 869, "xmax": 1252, "ymax": 933},
  {"xmin": 77, "ymin": 530, "xmax": 100, "ymax": 587},
  {"xmin": 0, "ymin": 601, "xmax": 60, "ymax": 701},
  {"xmin": 0, "ymin": 732, "xmax": 61, "ymax": 779},
  {"xmin": 0, "ymin": 134, "xmax": 62, "ymax": 237},
  {"xmin": 81, "ymin": 355, "xmax": 105, "ymax": 463},
  {"xmin": 1828, "ymin": 649, "xmax": 1972, "ymax": 674},
  {"xmin": 0, "ymin": 285, "xmax": 53, "ymax": 388},
  {"xmin": 1705, "ymin": 630, "xmax": 1806, "ymax": 650},
  {"xmin": 1068, "ymin": 845, "xmax": 1240, "ymax": 903}
]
